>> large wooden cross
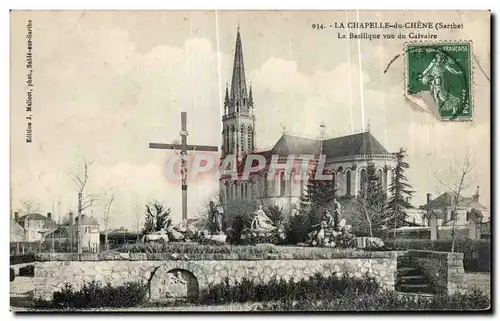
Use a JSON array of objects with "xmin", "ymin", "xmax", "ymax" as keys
[{"xmin": 149, "ymin": 111, "xmax": 218, "ymax": 222}]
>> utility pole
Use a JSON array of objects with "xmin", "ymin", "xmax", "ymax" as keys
[{"xmin": 77, "ymin": 192, "xmax": 82, "ymax": 254}]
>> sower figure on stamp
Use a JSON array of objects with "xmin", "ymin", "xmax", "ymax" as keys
[{"xmin": 420, "ymin": 51, "xmax": 462, "ymax": 114}]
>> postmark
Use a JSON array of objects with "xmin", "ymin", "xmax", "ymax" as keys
[{"xmin": 405, "ymin": 41, "xmax": 473, "ymax": 121}]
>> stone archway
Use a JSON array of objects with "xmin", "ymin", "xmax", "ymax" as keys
[{"xmin": 150, "ymin": 267, "xmax": 200, "ymax": 301}]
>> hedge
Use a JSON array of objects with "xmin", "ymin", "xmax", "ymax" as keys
[
  {"xmin": 49, "ymin": 281, "xmax": 148, "ymax": 309},
  {"xmin": 19, "ymin": 265, "xmax": 34, "ymax": 277},
  {"xmin": 33, "ymin": 274, "xmax": 490, "ymax": 311},
  {"xmin": 200, "ymin": 273, "xmax": 380, "ymax": 305},
  {"xmin": 10, "ymin": 268, "xmax": 15, "ymax": 282},
  {"xmin": 10, "ymin": 254, "xmax": 36, "ymax": 265},
  {"xmin": 259, "ymin": 289, "xmax": 490, "ymax": 311},
  {"xmin": 386, "ymin": 239, "xmax": 490, "ymax": 272}
]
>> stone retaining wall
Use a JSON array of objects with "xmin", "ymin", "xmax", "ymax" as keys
[
  {"xmin": 33, "ymin": 253, "xmax": 397, "ymax": 301},
  {"xmin": 406, "ymin": 250, "xmax": 465, "ymax": 295},
  {"xmin": 32, "ymin": 250, "xmax": 466, "ymax": 301}
]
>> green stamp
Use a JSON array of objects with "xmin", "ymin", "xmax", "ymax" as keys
[{"xmin": 406, "ymin": 41, "xmax": 472, "ymax": 121}]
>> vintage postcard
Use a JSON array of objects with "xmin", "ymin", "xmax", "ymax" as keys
[{"xmin": 10, "ymin": 10, "xmax": 491, "ymax": 312}]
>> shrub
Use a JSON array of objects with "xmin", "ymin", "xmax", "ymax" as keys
[
  {"xmin": 19, "ymin": 265, "xmax": 35, "ymax": 277},
  {"xmin": 10, "ymin": 268, "xmax": 15, "ymax": 282},
  {"xmin": 226, "ymin": 215, "xmax": 252, "ymax": 245},
  {"xmin": 50, "ymin": 281, "xmax": 148, "ymax": 309},
  {"xmin": 200, "ymin": 273, "xmax": 380, "ymax": 305},
  {"xmin": 385, "ymin": 239, "xmax": 490, "ymax": 272},
  {"xmin": 118, "ymin": 241, "xmax": 279, "ymax": 258},
  {"xmin": 258, "ymin": 288, "xmax": 490, "ymax": 311},
  {"xmin": 287, "ymin": 214, "xmax": 312, "ymax": 244},
  {"xmin": 10, "ymin": 254, "xmax": 36, "ymax": 265},
  {"xmin": 267, "ymin": 205, "xmax": 286, "ymax": 226}
]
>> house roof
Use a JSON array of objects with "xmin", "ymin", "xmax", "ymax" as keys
[
  {"xmin": 10, "ymin": 217, "xmax": 25, "ymax": 242},
  {"xmin": 17, "ymin": 213, "xmax": 55, "ymax": 222},
  {"xmin": 270, "ymin": 132, "xmax": 390, "ymax": 159},
  {"xmin": 44, "ymin": 226, "xmax": 70, "ymax": 238},
  {"xmin": 422, "ymin": 192, "xmax": 486, "ymax": 210}
]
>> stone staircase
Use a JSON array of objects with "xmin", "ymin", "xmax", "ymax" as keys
[{"xmin": 395, "ymin": 257, "xmax": 436, "ymax": 295}]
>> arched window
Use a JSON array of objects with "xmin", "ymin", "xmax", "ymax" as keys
[
  {"xmin": 247, "ymin": 125, "xmax": 253, "ymax": 152},
  {"xmin": 280, "ymin": 171, "xmax": 286, "ymax": 197},
  {"xmin": 346, "ymin": 170, "xmax": 352, "ymax": 196},
  {"xmin": 244, "ymin": 183, "xmax": 248, "ymax": 201},
  {"xmin": 230, "ymin": 125, "xmax": 235, "ymax": 154},
  {"xmin": 264, "ymin": 172, "xmax": 269, "ymax": 197},
  {"xmin": 225, "ymin": 125, "xmax": 230, "ymax": 153},
  {"xmin": 240, "ymin": 124, "xmax": 245, "ymax": 153},
  {"xmin": 247, "ymin": 180, "xmax": 252, "ymax": 200},
  {"xmin": 376, "ymin": 168, "xmax": 383, "ymax": 187},
  {"xmin": 332, "ymin": 171, "xmax": 337, "ymax": 196},
  {"xmin": 360, "ymin": 168, "xmax": 368, "ymax": 195},
  {"xmin": 226, "ymin": 182, "xmax": 230, "ymax": 200},
  {"xmin": 240, "ymin": 183, "xmax": 244, "ymax": 200}
]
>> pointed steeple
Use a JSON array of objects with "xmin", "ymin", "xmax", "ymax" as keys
[
  {"xmin": 248, "ymin": 84, "xmax": 254, "ymax": 107},
  {"xmin": 230, "ymin": 26, "xmax": 248, "ymax": 114},
  {"xmin": 224, "ymin": 84, "xmax": 230, "ymax": 105}
]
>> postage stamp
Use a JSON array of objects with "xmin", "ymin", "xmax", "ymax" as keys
[{"xmin": 405, "ymin": 41, "xmax": 473, "ymax": 121}]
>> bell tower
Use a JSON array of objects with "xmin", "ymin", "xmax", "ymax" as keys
[{"xmin": 222, "ymin": 26, "xmax": 255, "ymax": 160}]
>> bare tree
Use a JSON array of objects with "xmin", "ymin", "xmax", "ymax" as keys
[
  {"xmin": 134, "ymin": 201, "xmax": 141, "ymax": 242},
  {"xmin": 67, "ymin": 159, "xmax": 99, "ymax": 254},
  {"xmin": 432, "ymin": 151, "xmax": 475, "ymax": 252},
  {"xmin": 103, "ymin": 193, "xmax": 115, "ymax": 251},
  {"xmin": 21, "ymin": 199, "xmax": 40, "ymax": 215}
]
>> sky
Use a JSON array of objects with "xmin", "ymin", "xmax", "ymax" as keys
[{"xmin": 10, "ymin": 10, "xmax": 490, "ymax": 229}]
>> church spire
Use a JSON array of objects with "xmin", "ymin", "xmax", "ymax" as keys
[
  {"xmin": 224, "ymin": 84, "xmax": 230, "ymax": 105},
  {"xmin": 248, "ymin": 84, "xmax": 254, "ymax": 107},
  {"xmin": 230, "ymin": 26, "xmax": 248, "ymax": 114}
]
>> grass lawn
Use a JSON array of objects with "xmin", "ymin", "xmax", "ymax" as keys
[{"xmin": 463, "ymin": 273, "xmax": 490, "ymax": 297}]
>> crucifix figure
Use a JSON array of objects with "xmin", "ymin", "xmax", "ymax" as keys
[{"xmin": 149, "ymin": 111, "xmax": 219, "ymax": 221}]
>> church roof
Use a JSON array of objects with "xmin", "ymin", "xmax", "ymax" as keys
[
  {"xmin": 322, "ymin": 132, "xmax": 390, "ymax": 158},
  {"xmin": 271, "ymin": 135, "xmax": 321, "ymax": 156},
  {"xmin": 270, "ymin": 132, "xmax": 390, "ymax": 159}
]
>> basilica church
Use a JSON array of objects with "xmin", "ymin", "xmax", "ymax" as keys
[{"xmin": 219, "ymin": 28, "xmax": 397, "ymax": 214}]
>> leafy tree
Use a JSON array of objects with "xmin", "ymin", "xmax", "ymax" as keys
[
  {"xmin": 353, "ymin": 163, "xmax": 387, "ymax": 237},
  {"xmin": 141, "ymin": 200, "xmax": 172, "ymax": 235},
  {"xmin": 299, "ymin": 169, "xmax": 336, "ymax": 215},
  {"xmin": 385, "ymin": 148, "xmax": 414, "ymax": 240},
  {"xmin": 290, "ymin": 169, "xmax": 336, "ymax": 244}
]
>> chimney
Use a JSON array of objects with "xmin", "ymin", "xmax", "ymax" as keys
[
  {"xmin": 426, "ymin": 193, "xmax": 432, "ymax": 204},
  {"xmin": 47, "ymin": 212, "xmax": 52, "ymax": 220},
  {"xmin": 14, "ymin": 212, "xmax": 19, "ymax": 222},
  {"xmin": 473, "ymin": 185, "xmax": 480, "ymax": 201}
]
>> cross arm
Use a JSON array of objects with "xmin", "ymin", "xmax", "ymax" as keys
[
  {"xmin": 149, "ymin": 143, "xmax": 218, "ymax": 152},
  {"xmin": 188, "ymin": 145, "xmax": 219, "ymax": 152},
  {"xmin": 149, "ymin": 143, "xmax": 184, "ymax": 150}
]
